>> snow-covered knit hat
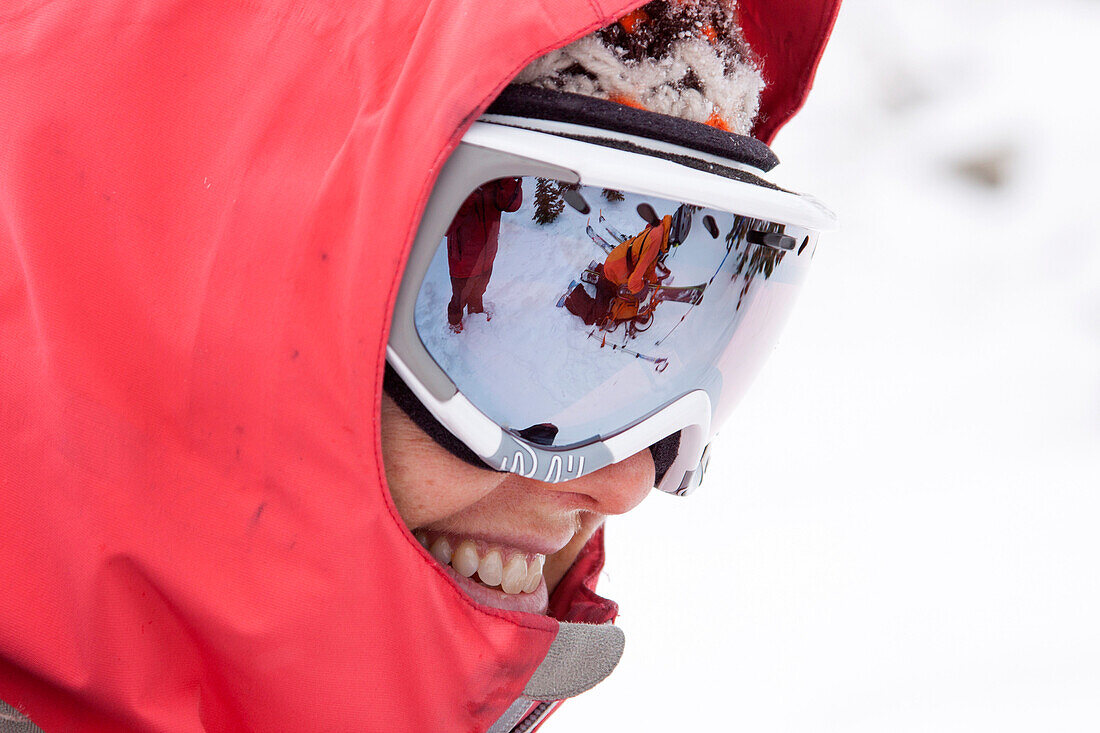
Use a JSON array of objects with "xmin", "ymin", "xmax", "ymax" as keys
[{"xmin": 514, "ymin": 0, "xmax": 764, "ymax": 136}]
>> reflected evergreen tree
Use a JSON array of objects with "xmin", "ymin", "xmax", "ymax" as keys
[
  {"xmin": 725, "ymin": 214, "xmax": 751, "ymax": 252},
  {"xmin": 731, "ymin": 220, "xmax": 787, "ymax": 310},
  {"xmin": 533, "ymin": 178, "xmax": 565, "ymax": 224},
  {"xmin": 601, "ymin": 188, "xmax": 625, "ymax": 202}
]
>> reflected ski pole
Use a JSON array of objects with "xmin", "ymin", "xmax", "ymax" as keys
[
  {"xmin": 587, "ymin": 330, "xmax": 668, "ymax": 372},
  {"xmin": 655, "ymin": 216, "xmax": 746, "ymax": 346}
]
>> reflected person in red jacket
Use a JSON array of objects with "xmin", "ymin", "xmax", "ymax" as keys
[{"xmin": 445, "ymin": 177, "xmax": 523, "ymax": 331}]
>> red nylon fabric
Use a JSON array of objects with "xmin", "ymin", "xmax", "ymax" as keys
[
  {"xmin": 0, "ymin": 1, "xmax": 837, "ymax": 730},
  {"xmin": 741, "ymin": 0, "xmax": 843, "ymax": 144}
]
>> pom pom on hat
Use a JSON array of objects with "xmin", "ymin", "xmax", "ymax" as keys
[{"xmin": 514, "ymin": 0, "xmax": 764, "ymax": 136}]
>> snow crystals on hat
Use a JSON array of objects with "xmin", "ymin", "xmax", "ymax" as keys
[{"xmin": 514, "ymin": 0, "xmax": 764, "ymax": 135}]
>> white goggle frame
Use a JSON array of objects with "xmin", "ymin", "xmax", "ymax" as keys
[{"xmin": 388, "ymin": 115, "xmax": 836, "ymax": 495}]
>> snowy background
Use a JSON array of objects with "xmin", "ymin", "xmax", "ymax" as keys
[{"xmin": 553, "ymin": 1, "xmax": 1100, "ymax": 730}]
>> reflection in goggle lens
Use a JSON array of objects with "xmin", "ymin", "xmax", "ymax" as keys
[{"xmin": 414, "ymin": 177, "xmax": 815, "ymax": 447}]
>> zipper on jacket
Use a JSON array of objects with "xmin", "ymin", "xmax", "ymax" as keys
[{"xmin": 509, "ymin": 701, "xmax": 553, "ymax": 732}]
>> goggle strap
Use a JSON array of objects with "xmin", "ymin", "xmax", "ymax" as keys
[{"xmin": 486, "ymin": 85, "xmax": 779, "ymax": 173}]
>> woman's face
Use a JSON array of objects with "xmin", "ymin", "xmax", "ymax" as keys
[{"xmin": 381, "ymin": 393, "xmax": 654, "ymax": 614}]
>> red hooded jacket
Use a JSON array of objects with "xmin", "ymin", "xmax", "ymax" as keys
[{"xmin": 0, "ymin": 1, "xmax": 838, "ymax": 730}]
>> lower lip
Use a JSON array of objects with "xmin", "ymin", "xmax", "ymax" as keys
[{"xmin": 441, "ymin": 562, "xmax": 549, "ymax": 615}]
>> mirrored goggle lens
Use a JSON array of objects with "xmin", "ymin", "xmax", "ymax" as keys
[{"xmin": 414, "ymin": 177, "xmax": 816, "ymax": 447}]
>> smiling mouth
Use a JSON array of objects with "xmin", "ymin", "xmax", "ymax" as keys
[{"xmin": 414, "ymin": 530, "xmax": 546, "ymax": 595}]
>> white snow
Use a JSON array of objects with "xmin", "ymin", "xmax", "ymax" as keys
[{"xmin": 550, "ymin": 0, "xmax": 1100, "ymax": 730}]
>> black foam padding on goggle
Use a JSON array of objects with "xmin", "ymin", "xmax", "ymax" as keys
[
  {"xmin": 383, "ymin": 364, "xmax": 487, "ymax": 470},
  {"xmin": 383, "ymin": 364, "xmax": 681, "ymax": 486},
  {"xmin": 486, "ymin": 85, "xmax": 779, "ymax": 173},
  {"xmin": 649, "ymin": 430, "xmax": 681, "ymax": 486}
]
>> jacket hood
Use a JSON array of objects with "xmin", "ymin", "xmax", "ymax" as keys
[{"xmin": 0, "ymin": 1, "xmax": 839, "ymax": 729}]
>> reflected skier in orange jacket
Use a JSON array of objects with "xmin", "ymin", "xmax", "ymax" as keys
[
  {"xmin": 602, "ymin": 213, "xmax": 672, "ymax": 321},
  {"xmin": 565, "ymin": 214, "xmax": 672, "ymax": 329}
]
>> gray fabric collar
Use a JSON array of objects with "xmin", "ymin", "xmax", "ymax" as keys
[
  {"xmin": 523, "ymin": 621, "xmax": 625, "ymax": 700},
  {"xmin": 488, "ymin": 621, "xmax": 625, "ymax": 732},
  {"xmin": 0, "ymin": 701, "xmax": 41, "ymax": 733}
]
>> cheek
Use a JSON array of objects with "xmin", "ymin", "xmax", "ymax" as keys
[
  {"xmin": 543, "ymin": 448, "xmax": 655, "ymax": 593},
  {"xmin": 379, "ymin": 393, "xmax": 505, "ymax": 528},
  {"xmin": 542, "ymin": 513, "xmax": 605, "ymax": 593}
]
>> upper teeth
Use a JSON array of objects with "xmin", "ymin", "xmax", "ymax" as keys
[{"xmin": 415, "ymin": 531, "xmax": 544, "ymax": 595}]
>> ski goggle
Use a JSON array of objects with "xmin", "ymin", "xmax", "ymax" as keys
[{"xmin": 387, "ymin": 90, "xmax": 836, "ymax": 495}]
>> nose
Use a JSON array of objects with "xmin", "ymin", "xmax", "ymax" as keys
[{"xmin": 544, "ymin": 448, "xmax": 655, "ymax": 517}]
